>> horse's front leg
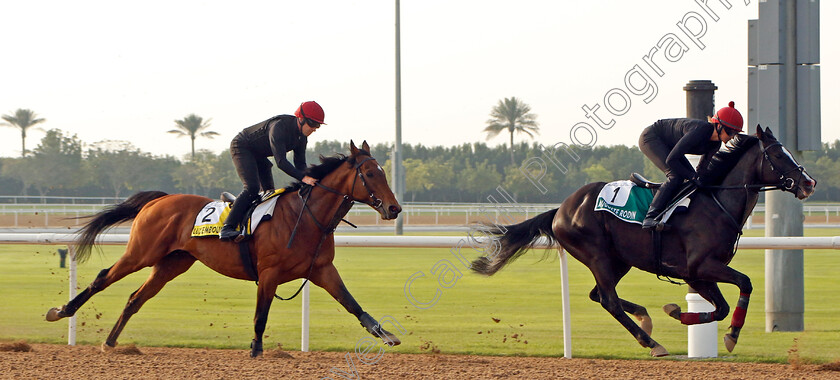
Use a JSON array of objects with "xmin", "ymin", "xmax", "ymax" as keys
[
  {"xmin": 251, "ymin": 272, "xmax": 280, "ymax": 358},
  {"xmin": 663, "ymin": 280, "xmax": 727, "ymax": 326},
  {"xmin": 664, "ymin": 264, "xmax": 752, "ymax": 352},
  {"xmin": 311, "ymin": 263, "xmax": 401, "ymax": 346}
]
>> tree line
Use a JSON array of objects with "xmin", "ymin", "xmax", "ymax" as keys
[{"xmin": 1, "ymin": 128, "xmax": 839, "ymax": 203}]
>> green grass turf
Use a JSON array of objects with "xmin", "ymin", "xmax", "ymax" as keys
[{"xmin": 0, "ymin": 228, "xmax": 838, "ymax": 363}]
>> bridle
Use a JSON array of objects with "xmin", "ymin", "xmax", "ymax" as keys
[
  {"xmin": 342, "ymin": 155, "xmax": 385, "ymax": 213},
  {"xmin": 705, "ymin": 137, "xmax": 810, "ymax": 240},
  {"xmin": 757, "ymin": 140, "xmax": 809, "ymax": 196},
  {"xmin": 289, "ymin": 154, "xmax": 384, "ymax": 244},
  {"xmin": 704, "ymin": 137, "xmax": 809, "ymax": 194}
]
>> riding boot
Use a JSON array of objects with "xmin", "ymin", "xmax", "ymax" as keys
[
  {"xmin": 219, "ymin": 194, "xmax": 253, "ymax": 241},
  {"xmin": 642, "ymin": 179, "xmax": 681, "ymax": 229}
]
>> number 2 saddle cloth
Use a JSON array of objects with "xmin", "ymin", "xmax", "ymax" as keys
[{"xmin": 190, "ymin": 189, "xmax": 286, "ymax": 237}]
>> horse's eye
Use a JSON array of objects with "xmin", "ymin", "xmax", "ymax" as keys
[{"xmin": 366, "ymin": 172, "xmax": 375, "ymax": 178}]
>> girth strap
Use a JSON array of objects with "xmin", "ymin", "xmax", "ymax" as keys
[
  {"xmin": 652, "ymin": 229, "xmax": 685, "ymax": 286},
  {"xmin": 238, "ymin": 240, "xmax": 259, "ymax": 281}
]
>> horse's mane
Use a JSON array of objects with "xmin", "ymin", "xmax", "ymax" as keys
[
  {"xmin": 281, "ymin": 150, "xmax": 370, "ymax": 193},
  {"xmin": 697, "ymin": 134, "xmax": 760, "ymax": 185}
]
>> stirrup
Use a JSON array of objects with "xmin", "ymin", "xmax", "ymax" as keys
[{"xmin": 219, "ymin": 225, "xmax": 241, "ymax": 241}]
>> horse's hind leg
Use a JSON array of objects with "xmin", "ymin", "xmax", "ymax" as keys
[
  {"xmin": 588, "ymin": 286, "xmax": 653, "ymax": 336},
  {"xmin": 311, "ymin": 263, "xmax": 402, "ymax": 347},
  {"xmin": 102, "ymin": 251, "xmax": 196, "ymax": 350},
  {"xmin": 587, "ymin": 259, "xmax": 668, "ymax": 357},
  {"xmin": 46, "ymin": 266, "xmax": 112, "ymax": 321},
  {"xmin": 46, "ymin": 251, "xmax": 153, "ymax": 322},
  {"xmin": 587, "ymin": 262, "xmax": 653, "ymax": 335}
]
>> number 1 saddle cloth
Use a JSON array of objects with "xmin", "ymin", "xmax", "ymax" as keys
[{"xmin": 594, "ymin": 180, "xmax": 691, "ymax": 225}]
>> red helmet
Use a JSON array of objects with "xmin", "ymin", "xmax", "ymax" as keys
[
  {"xmin": 295, "ymin": 101, "xmax": 326, "ymax": 124},
  {"xmin": 711, "ymin": 101, "xmax": 743, "ymax": 132}
]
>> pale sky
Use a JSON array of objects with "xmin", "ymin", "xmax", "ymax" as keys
[{"xmin": 1, "ymin": 1, "xmax": 837, "ymax": 159}]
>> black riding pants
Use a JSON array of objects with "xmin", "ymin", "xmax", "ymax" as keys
[
  {"xmin": 227, "ymin": 135, "xmax": 275, "ymax": 226},
  {"xmin": 639, "ymin": 127, "xmax": 685, "ymax": 215}
]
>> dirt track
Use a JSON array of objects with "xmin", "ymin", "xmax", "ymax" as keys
[{"xmin": 2, "ymin": 343, "xmax": 839, "ymax": 379}]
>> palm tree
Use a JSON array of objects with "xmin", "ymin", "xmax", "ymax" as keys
[
  {"xmin": 168, "ymin": 114, "xmax": 218, "ymax": 160},
  {"xmin": 483, "ymin": 97, "xmax": 539, "ymax": 166},
  {"xmin": 1, "ymin": 109, "xmax": 46, "ymax": 157}
]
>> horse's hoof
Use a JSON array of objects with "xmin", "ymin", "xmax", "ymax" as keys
[
  {"xmin": 636, "ymin": 315, "xmax": 653, "ymax": 336},
  {"xmin": 663, "ymin": 304, "xmax": 682, "ymax": 320},
  {"xmin": 45, "ymin": 307, "xmax": 65, "ymax": 322},
  {"xmin": 100, "ymin": 342, "xmax": 116, "ymax": 353},
  {"xmin": 650, "ymin": 343, "xmax": 669, "ymax": 357},
  {"xmin": 381, "ymin": 333, "xmax": 401, "ymax": 347},
  {"xmin": 724, "ymin": 333, "xmax": 737, "ymax": 352},
  {"xmin": 250, "ymin": 339, "xmax": 263, "ymax": 358}
]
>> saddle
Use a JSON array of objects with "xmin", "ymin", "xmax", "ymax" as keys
[
  {"xmin": 630, "ymin": 173, "xmax": 697, "ymax": 227},
  {"xmin": 219, "ymin": 190, "xmax": 284, "ymax": 237}
]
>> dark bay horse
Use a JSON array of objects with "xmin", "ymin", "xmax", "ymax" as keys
[
  {"xmin": 471, "ymin": 127, "xmax": 816, "ymax": 356},
  {"xmin": 46, "ymin": 141, "xmax": 402, "ymax": 357}
]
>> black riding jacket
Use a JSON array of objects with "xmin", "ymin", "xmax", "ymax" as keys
[
  {"xmin": 236, "ymin": 115, "xmax": 307, "ymax": 180},
  {"xmin": 648, "ymin": 118, "xmax": 721, "ymax": 179}
]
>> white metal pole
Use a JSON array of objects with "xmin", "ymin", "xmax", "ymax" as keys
[
  {"xmin": 301, "ymin": 279, "xmax": 310, "ymax": 352},
  {"xmin": 686, "ymin": 292, "xmax": 717, "ymax": 358},
  {"xmin": 68, "ymin": 245, "xmax": 77, "ymax": 346},
  {"xmin": 558, "ymin": 249, "xmax": 572, "ymax": 358}
]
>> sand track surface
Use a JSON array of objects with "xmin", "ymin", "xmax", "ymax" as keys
[{"xmin": 2, "ymin": 343, "xmax": 839, "ymax": 379}]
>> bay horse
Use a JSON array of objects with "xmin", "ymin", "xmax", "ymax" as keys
[
  {"xmin": 471, "ymin": 127, "xmax": 816, "ymax": 356},
  {"xmin": 46, "ymin": 141, "xmax": 403, "ymax": 357}
]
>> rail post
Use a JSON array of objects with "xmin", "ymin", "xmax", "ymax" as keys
[{"xmin": 683, "ymin": 79, "xmax": 719, "ymax": 357}]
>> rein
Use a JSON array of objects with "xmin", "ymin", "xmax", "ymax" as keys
[{"xmin": 273, "ymin": 155, "xmax": 380, "ymax": 301}]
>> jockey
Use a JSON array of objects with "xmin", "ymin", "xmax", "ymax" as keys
[
  {"xmin": 638, "ymin": 101, "xmax": 743, "ymax": 229},
  {"xmin": 220, "ymin": 101, "xmax": 325, "ymax": 241}
]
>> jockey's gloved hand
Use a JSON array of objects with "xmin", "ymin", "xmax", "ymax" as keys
[{"xmin": 260, "ymin": 190, "xmax": 275, "ymax": 201}]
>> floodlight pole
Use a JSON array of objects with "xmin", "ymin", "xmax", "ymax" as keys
[
  {"xmin": 751, "ymin": 0, "xmax": 821, "ymax": 332},
  {"xmin": 393, "ymin": 0, "xmax": 405, "ymax": 235}
]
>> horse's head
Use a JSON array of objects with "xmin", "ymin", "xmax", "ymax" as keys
[
  {"xmin": 348, "ymin": 140, "xmax": 402, "ymax": 220},
  {"xmin": 756, "ymin": 125, "xmax": 817, "ymax": 199}
]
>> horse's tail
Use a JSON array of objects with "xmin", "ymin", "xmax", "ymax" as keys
[
  {"xmin": 74, "ymin": 191, "xmax": 168, "ymax": 263},
  {"xmin": 470, "ymin": 208, "xmax": 559, "ymax": 276}
]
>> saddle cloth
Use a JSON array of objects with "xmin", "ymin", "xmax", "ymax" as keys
[
  {"xmin": 191, "ymin": 189, "xmax": 285, "ymax": 237},
  {"xmin": 594, "ymin": 180, "xmax": 690, "ymax": 225}
]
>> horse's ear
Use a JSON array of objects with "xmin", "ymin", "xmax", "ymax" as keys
[
  {"xmin": 350, "ymin": 140, "xmax": 359, "ymax": 155},
  {"xmin": 762, "ymin": 126, "xmax": 775, "ymax": 139},
  {"xmin": 756, "ymin": 124, "xmax": 764, "ymax": 138},
  {"xmin": 362, "ymin": 140, "xmax": 370, "ymax": 152}
]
